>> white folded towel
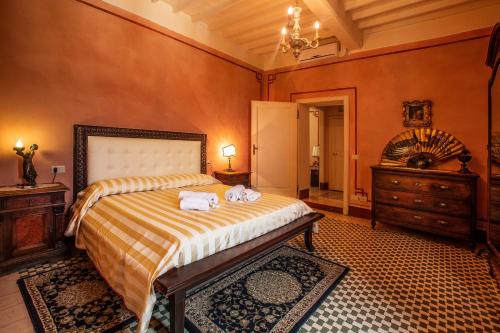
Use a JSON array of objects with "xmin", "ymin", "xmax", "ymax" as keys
[
  {"xmin": 243, "ymin": 188, "xmax": 262, "ymax": 202},
  {"xmin": 224, "ymin": 185, "xmax": 245, "ymax": 202},
  {"xmin": 178, "ymin": 191, "xmax": 219, "ymax": 205},
  {"xmin": 179, "ymin": 197, "xmax": 210, "ymax": 211}
]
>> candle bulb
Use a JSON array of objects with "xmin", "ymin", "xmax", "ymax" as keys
[
  {"xmin": 314, "ymin": 21, "xmax": 320, "ymax": 40},
  {"xmin": 281, "ymin": 27, "xmax": 287, "ymax": 44},
  {"xmin": 15, "ymin": 138, "xmax": 24, "ymax": 149}
]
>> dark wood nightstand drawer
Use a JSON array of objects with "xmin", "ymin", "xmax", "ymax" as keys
[{"xmin": 4, "ymin": 194, "xmax": 52, "ymax": 210}]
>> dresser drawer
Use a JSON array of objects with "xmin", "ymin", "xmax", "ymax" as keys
[
  {"xmin": 4, "ymin": 194, "xmax": 52, "ymax": 210},
  {"xmin": 374, "ymin": 173, "xmax": 471, "ymax": 199},
  {"xmin": 374, "ymin": 189, "xmax": 470, "ymax": 217},
  {"xmin": 374, "ymin": 204, "xmax": 470, "ymax": 236}
]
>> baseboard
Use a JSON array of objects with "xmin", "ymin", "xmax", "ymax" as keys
[
  {"xmin": 348, "ymin": 206, "xmax": 371, "ymax": 219},
  {"xmin": 304, "ymin": 201, "xmax": 343, "ymax": 213}
]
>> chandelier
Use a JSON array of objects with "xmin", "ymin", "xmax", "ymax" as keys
[{"xmin": 280, "ymin": 4, "xmax": 320, "ymax": 60}]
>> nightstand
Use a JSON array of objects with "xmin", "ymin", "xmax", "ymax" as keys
[
  {"xmin": 213, "ymin": 171, "xmax": 251, "ymax": 187},
  {"xmin": 0, "ymin": 183, "xmax": 68, "ymax": 273}
]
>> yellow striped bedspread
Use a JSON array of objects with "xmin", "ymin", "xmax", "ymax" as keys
[{"xmin": 65, "ymin": 173, "xmax": 313, "ymax": 333}]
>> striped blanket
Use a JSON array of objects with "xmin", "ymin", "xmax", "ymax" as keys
[{"xmin": 66, "ymin": 173, "xmax": 313, "ymax": 332}]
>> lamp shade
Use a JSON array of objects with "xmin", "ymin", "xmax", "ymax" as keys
[
  {"xmin": 312, "ymin": 145, "xmax": 320, "ymax": 157},
  {"xmin": 222, "ymin": 144, "xmax": 236, "ymax": 157}
]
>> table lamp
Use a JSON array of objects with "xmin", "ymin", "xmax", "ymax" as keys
[
  {"xmin": 222, "ymin": 144, "xmax": 236, "ymax": 172},
  {"xmin": 312, "ymin": 145, "xmax": 320, "ymax": 167}
]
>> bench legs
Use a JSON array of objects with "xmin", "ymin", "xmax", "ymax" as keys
[
  {"xmin": 305, "ymin": 226, "xmax": 314, "ymax": 252},
  {"xmin": 169, "ymin": 290, "xmax": 186, "ymax": 333}
]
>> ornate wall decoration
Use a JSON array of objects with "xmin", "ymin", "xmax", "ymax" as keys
[
  {"xmin": 381, "ymin": 128, "xmax": 465, "ymax": 169},
  {"xmin": 403, "ymin": 100, "xmax": 432, "ymax": 127}
]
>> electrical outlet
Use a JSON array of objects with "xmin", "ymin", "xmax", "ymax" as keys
[{"xmin": 51, "ymin": 165, "xmax": 66, "ymax": 174}]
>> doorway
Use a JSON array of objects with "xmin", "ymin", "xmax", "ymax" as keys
[
  {"xmin": 297, "ymin": 97, "xmax": 349, "ymax": 214},
  {"xmin": 250, "ymin": 97, "xmax": 349, "ymax": 214}
]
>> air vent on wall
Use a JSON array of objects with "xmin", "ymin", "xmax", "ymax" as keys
[{"xmin": 299, "ymin": 36, "xmax": 345, "ymax": 62}]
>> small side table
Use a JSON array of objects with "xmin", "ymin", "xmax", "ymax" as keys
[
  {"xmin": 213, "ymin": 171, "xmax": 251, "ymax": 187},
  {"xmin": 0, "ymin": 183, "xmax": 68, "ymax": 273}
]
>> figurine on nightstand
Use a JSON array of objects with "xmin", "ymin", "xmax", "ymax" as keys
[{"xmin": 13, "ymin": 139, "xmax": 39, "ymax": 187}]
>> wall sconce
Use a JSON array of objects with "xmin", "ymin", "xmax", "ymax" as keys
[
  {"xmin": 14, "ymin": 138, "xmax": 39, "ymax": 187},
  {"xmin": 222, "ymin": 144, "xmax": 236, "ymax": 172}
]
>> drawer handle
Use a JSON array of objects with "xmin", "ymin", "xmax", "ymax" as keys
[
  {"xmin": 439, "ymin": 185, "xmax": 449, "ymax": 190},
  {"xmin": 413, "ymin": 215, "xmax": 422, "ymax": 220},
  {"xmin": 439, "ymin": 202, "xmax": 448, "ymax": 208},
  {"xmin": 414, "ymin": 199, "xmax": 423, "ymax": 204},
  {"xmin": 392, "ymin": 195, "xmax": 399, "ymax": 200},
  {"xmin": 391, "ymin": 180, "xmax": 400, "ymax": 185},
  {"xmin": 436, "ymin": 220, "xmax": 448, "ymax": 225},
  {"xmin": 415, "ymin": 182, "xmax": 422, "ymax": 187}
]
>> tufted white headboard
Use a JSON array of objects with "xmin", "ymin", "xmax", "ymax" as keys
[{"xmin": 73, "ymin": 125, "xmax": 207, "ymax": 198}]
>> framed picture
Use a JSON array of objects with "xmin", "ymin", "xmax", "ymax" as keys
[{"xmin": 402, "ymin": 100, "xmax": 432, "ymax": 127}]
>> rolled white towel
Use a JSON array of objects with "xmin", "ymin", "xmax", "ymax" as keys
[
  {"xmin": 179, "ymin": 197, "xmax": 210, "ymax": 211},
  {"xmin": 224, "ymin": 185, "xmax": 245, "ymax": 202},
  {"xmin": 178, "ymin": 191, "xmax": 219, "ymax": 205},
  {"xmin": 243, "ymin": 188, "xmax": 262, "ymax": 202}
]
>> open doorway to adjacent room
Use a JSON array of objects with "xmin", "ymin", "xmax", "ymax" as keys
[{"xmin": 297, "ymin": 98, "xmax": 348, "ymax": 213}]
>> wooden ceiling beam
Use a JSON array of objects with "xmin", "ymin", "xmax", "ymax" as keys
[
  {"xmin": 351, "ymin": 0, "xmax": 428, "ymax": 21},
  {"xmin": 170, "ymin": 0, "xmax": 196, "ymax": 13},
  {"xmin": 302, "ymin": 0, "xmax": 363, "ymax": 49},
  {"xmin": 241, "ymin": 25, "xmax": 318, "ymax": 50},
  {"xmin": 190, "ymin": 0, "xmax": 241, "ymax": 22},
  {"xmin": 343, "ymin": 0, "xmax": 382, "ymax": 11},
  {"xmin": 218, "ymin": 8, "xmax": 300, "ymax": 38},
  {"xmin": 357, "ymin": 0, "xmax": 471, "ymax": 29},
  {"xmin": 231, "ymin": 17, "xmax": 317, "ymax": 44},
  {"xmin": 205, "ymin": 0, "xmax": 288, "ymax": 30}
]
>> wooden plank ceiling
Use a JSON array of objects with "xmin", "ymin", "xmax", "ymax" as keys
[{"xmin": 160, "ymin": 0, "xmax": 496, "ymax": 56}]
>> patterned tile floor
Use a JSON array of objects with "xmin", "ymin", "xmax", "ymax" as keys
[
  {"xmin": 123, "ymin": 217, "xmax": 499, "ymax": 333},
  {"xmin": 2, "ymin": 215, "xmax": 499, "ymax": 333}
]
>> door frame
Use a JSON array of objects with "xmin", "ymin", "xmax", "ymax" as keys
[{"xmin": 295, "ymin": 96, "xmax": 350, "ymax": 215}]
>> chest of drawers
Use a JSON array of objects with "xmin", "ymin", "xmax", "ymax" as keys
[{"xmin": 371, "ymin": 166, "xmax": 478, "ymax": 244}]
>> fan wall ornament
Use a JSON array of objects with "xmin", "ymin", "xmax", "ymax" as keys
[{"xmin": 381, "ymin": 128, "xmax": 465, "ymax": 169}]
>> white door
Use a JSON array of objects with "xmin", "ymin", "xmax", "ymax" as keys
[
  {"xmin": 251, "ymin": 101, "xmax": 298, "ymax": 197},
  {"xmin": 328, "ymin": 116, "xmax": 344, "ymax": 191}
]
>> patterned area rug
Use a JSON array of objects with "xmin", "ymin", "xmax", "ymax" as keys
[
  {"xmin": 17, "ymin": 256, "xmax": 135, "ymax": 333},
  {"xmin": 185, "ymin": 246, "xmax": 348, "ymax": 333},
  {"xmin": 18, "ymin": 217, "xmax": 500, "ymax": 332}
]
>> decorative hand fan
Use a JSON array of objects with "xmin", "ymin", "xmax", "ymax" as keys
[{"xmin": 381, "ymin": 128, "xmax": 465, "ymax": 169}]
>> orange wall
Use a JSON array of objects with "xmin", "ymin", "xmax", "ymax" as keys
[
  {"xmin": 0, "ymin": 0, "xmax": 261, "ymax": 199},
  {"xmin": 267, "ymin": 30, "xmax": 491, "ymax": 219}
]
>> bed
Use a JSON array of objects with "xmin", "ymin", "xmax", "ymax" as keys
[{"xmin": 69, "ymin": 124, "xmax": 324, "ymax": 333}]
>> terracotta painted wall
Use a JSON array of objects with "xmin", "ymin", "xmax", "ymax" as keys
[
  {"xmin": 0, "ymin": 0, "xmax": 261, "ymax": 199},
  {"xmin": 267, "ymin": 31, "xmax": 491, "ymax": 219}
]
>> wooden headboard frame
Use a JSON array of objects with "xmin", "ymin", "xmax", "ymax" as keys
[{"xmin": 73, "ymin": 124, "xmax": 207, "ymax": 199}]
